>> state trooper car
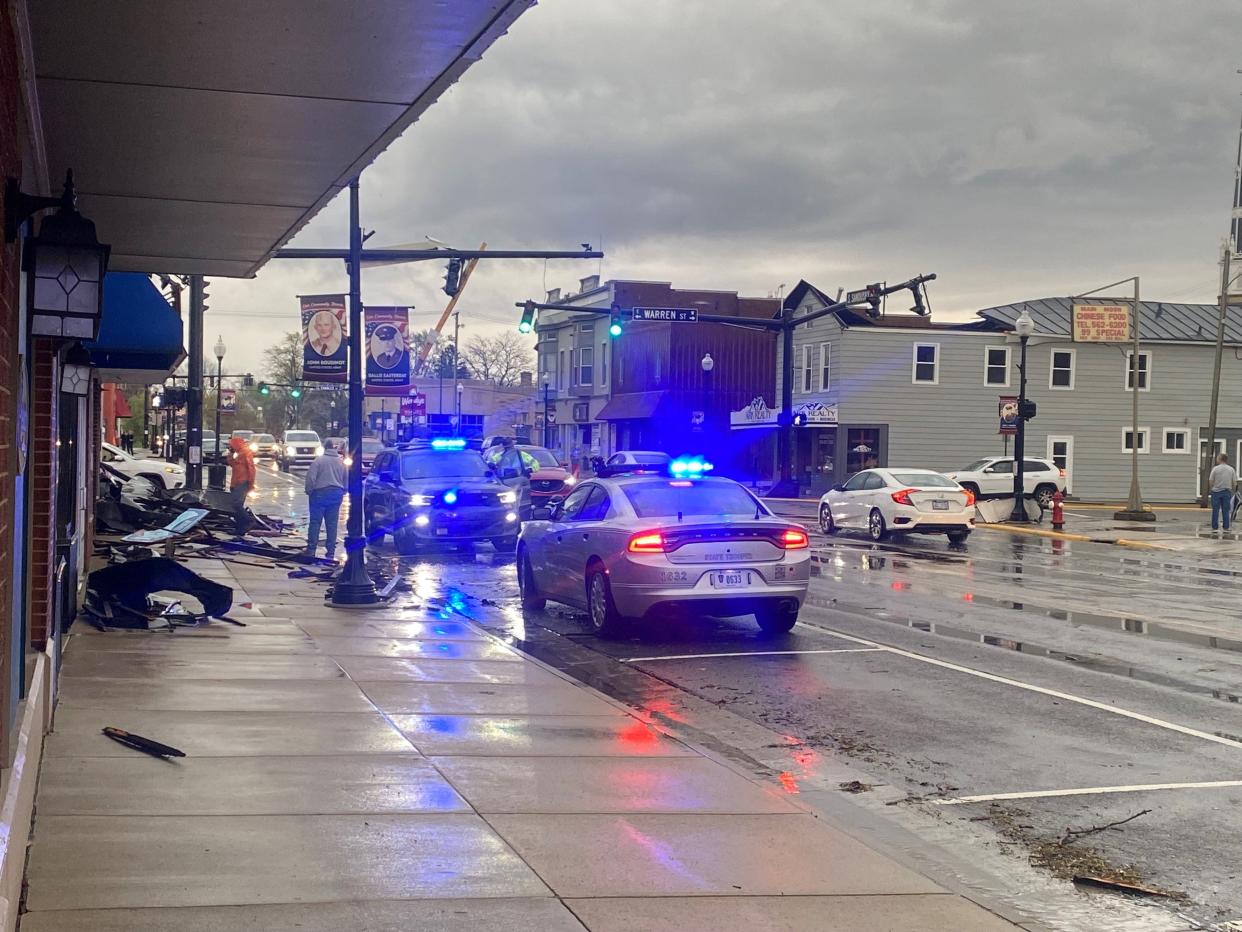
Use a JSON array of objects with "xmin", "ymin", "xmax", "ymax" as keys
[{"xmin": 517, "ymin": 458, "xmax": 811, "ymax": 636}]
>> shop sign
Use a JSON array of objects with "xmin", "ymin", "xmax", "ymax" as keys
[
  {"xmin": 1072, "ymin": 303, "xmax": 1129, "ymax": 342},
  {"xmin": 729, "ymin": 396, "xmax": 838, "ymax": 429}
]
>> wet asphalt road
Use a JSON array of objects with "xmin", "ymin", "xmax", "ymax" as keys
[{"xmin": 252, "ymin": 473, "xmax": 1242, "ymax": 930}]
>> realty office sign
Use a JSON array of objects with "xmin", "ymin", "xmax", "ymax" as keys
[
  {"xmin": 730, "ymin": 397, "xmax": 838, "ymax": 429},
  {"xmin": 1071, "ymin": 303, "xmax": 1129, "ymax": 342}
]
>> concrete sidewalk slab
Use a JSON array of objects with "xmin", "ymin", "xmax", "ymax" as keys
[
  {"xmin": 57, "ymin": 676, "xmax": 374, "ymax": 712},
  {"xmin": 334, "ymin": 655, "xmax": 567, "ymax": 685},
  {"xmin": 357, "ymin": 680, "xmax": 626, "ymax": 716},
  {"xmin": 391, "ymin": 713, "xmax": 696, "ymax": 758},
  {"xmin": 60, "ymin": 650, "xmax": 347, "ymax": 680},
  {"xmin": 309, "ymin": 634, "xmax": 523, "ymax": 660}
]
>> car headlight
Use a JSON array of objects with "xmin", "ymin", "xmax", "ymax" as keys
[
  {"xmin": 562, "ymin": 475, "xmax": 577, "ymax": 486},
  {"xmin": 249, "ymin": 442, "xmax": 258, "ymax": 452},
  {"xmin": 315, "ymin": 445, "xmax": 325, "ymax": 456},
  {"xmin": 498, "ymin": 490, "xmax": 518, "ymax": 504},
  {"xmin": 163, "ymin": 466, "xmax": 178, "ymax": 473},
  {"xmin": 286, "ymin": 445, "xmax": 297, "ymax": 455},
  {"xmin": 409, "ymin": 493, "xmax": 432, "ymax": 506}
]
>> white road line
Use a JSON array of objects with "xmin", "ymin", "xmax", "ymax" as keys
[
  {"xmin": 795, "ymin": 620, "xmax": 1242, "ymax": 752},
  {"xmin": 621, "ymin": 647, "xmax": 884, "ymax": 663},
  {"xmin": 933, "ymin": 779, "xmax": 1242, "ymax": 806}
]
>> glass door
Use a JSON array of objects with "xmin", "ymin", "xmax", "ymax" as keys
[{"xmin": 846, "ymin": 428, "xmax": 882, "ymax": 476}]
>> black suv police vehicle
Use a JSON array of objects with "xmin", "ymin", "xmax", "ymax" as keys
[{"xmin": 363, "ymin": 439, "xmax": 522, "ymax": 554}]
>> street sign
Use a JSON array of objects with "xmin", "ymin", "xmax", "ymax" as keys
[
  {"xmin": 631, "ymin": 307, "xmax": 698, "ymax": 323},
  {"xmin": 845, "ymin": 289, "xmax": 872, "ymax": 304}
]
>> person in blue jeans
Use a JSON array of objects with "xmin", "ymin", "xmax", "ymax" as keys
[
  {"xmin": 304, "ymin": 439, "xmax": 348, "ymax": 559},
  {"xmin": 1208, "ymin": 452, "xmax": 1238, "ymax": 531}
]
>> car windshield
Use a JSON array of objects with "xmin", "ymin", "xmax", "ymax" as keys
[
  {"xmin": 962, "ymin": 459, "xmax": 992, "ymax": 471},
  {"xmin": 286, "ymin": 432, "xmax": 319, "ymax": 442},
  {"xmin": 890, "ymin": 471, "xmax": 959, "ymax": 488},
  {"xmin": 232, "ymin": 431, "xmax": 253, "ymax": 439},
  {"xmin": 400, "ymin": 451, "xmax": 488, "ymax": 480},
  {"xmin": 623, "ymin": 480, "xmax": 763, "ymax": 518},
  {"xmin": 627, "ymin": 453, "xmax": 670, "ymax": 465},
  {"xmin": 254, "ymin": 434, "xmax": 274, "ymax": 443},
  {"xmin": 521, "ymin": 448, "xmax": 559, "ymax": 468}
]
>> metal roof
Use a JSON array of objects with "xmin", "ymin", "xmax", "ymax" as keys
[{"xmin": 977, "ymin": 297, "xmax": 1242, "ymax": 343}]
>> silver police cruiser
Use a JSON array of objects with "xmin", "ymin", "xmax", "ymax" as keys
[{"xmin": 517, "ymin": 458, "xmax": 811, "ymax": 636}]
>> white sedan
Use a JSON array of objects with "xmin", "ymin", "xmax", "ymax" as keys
[
  {"xmin": 818, "ymin": 468, "xmax": 974, "ymax": 543},
  {"xmin": 100, "ymin": 442, "xmax": 186, "ymax": 490}
]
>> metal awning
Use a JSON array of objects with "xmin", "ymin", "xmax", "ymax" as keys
[
  {"xmin": 85, "ymin": 273, "xmax": 186, "ymax": 383},
  {"xmin": 596, "ymin": 391, "xmax": 672, "ymax": 421},
  {"xmin": 24, "ymin": 1, "xmax": 534, "ymax": 277}
]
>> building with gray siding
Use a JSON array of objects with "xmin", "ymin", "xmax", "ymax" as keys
[{"xmin": 763, "ymin": 281, "xmax": 1242, "ymax": 502}]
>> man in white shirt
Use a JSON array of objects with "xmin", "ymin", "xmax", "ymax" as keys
[{"xmin": 1208, "ymin": 452, "xmax": 1238, "ymax": 531}]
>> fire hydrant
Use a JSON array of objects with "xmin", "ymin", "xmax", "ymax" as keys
[{"xmin": 1051, "ymin": 489, "xmax": 1065, "ymax": 531}]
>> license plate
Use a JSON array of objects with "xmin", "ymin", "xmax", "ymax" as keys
[
  {"xmin": 435, "ymin": 528, "xmax": 448, "ymax": 536},
  {"xmin": 710, "ymin": 571, "xmax": 752, "ymax": 588},
  {"xmin": 932, "ymin": 500, "xmax": 950, "ymax": 510}
]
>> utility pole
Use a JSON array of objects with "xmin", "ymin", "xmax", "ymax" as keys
[
  {"xmin": 774, "ymin": 301, "xmax": 796, "ymax": 497},
  {"xmin": 186, "ymin": 275, "xmax": 204, "ymax": 490},
  {"xmin": 1202, "ymin": 243, "xmax": 1232, "ymax": 504}
]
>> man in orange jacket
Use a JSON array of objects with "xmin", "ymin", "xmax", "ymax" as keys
[{"xmin": 228, "ymin": 436, "xmax": 257, "ymax": 534}]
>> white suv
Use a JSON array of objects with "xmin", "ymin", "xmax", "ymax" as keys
[{"xmin": 946, "ymin": 457, "xmax": 1066, "ymax": 506}]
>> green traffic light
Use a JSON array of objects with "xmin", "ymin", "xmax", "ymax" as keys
[
  {"xmin": 518, "ymin": 320, "xmax": 532, "ymax": 333},
  {"xmin": 609, "ymin": 322, "xmax": 623, "ymax": 337}
]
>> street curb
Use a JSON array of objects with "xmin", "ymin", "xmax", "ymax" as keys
[{"xmin": 977, "ymin": 522, "xmax": 1167, "ymax": 550}]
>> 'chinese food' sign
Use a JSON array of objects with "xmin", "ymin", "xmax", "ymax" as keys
[{"xmin": 1072, "ymin": 304, "xmax": 1130, "ymax": 342}]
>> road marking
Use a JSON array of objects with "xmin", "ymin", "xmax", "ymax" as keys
[
  {"xmin": 933, "ymin": 779, "xmax": 1242, "ymax": 805},
  {"xmin": 620, "ymin": 647, "xmax": 883, "ymax": 663},
  {"xmin": 796, "ymin": 619, "xmax": 1242, "ymax": 752}
]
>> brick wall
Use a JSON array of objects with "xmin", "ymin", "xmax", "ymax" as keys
[
  {"xmin": 0, "ymin": 0, "xmax": 23, "ymax": 732},
  {"xmin": 27, "ymin": 344, "xmax": 55, "ymax": 649}
]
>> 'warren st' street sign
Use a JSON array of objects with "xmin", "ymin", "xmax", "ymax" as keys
[{"xmin": 631, "ymin": 307, "xmax": 698, "ymax": 322}]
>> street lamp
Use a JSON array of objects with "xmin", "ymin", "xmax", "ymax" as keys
[
  {"xmin": 456, "ymin": 381, "xmax": 464, "ymax": 430},
  {"xmin": 212, "ymin": 336, "xmax": 226, "ymax": 486},
  {"xmin": 1009, "ymin": 309, "xmax": 1034, "ymax": 523},
  {"xmin": 700, "ymin": 353, "xmax": 714, "ymax": 437},
  {"xmin": 541, "ymin": 372, "xmax": 552, "ymax": 448}
]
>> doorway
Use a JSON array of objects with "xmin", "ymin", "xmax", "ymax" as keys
[
  {"xmin": 1047, "ymin": 435, "xmax": 1073, "ymax": 494},
  {"xmin": 845, "ymin": 427, "xmax": 883, "ymax": 476}
]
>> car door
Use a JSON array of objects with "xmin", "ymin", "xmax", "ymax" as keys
[
  {"xmin": 861, "ymin": 471, "xmax": 888, "ymax": 523},
  {"xmin": 835, "ymin": 470, "xmax": 871, "ymax": 526},
  {"xmin": 558, "ymin": 486, "xmax": 612, "ymax": 605},
  {"xmin": 367, "ymin": 452, "xmax": 395, "ymax": 523},
  {"xmin": 980, "ymin": 459, "xmax": 1013, "ymax": 494},
  {"xmin": 541, "ymin": 483, "xmax": 595, "ymax": 601}
]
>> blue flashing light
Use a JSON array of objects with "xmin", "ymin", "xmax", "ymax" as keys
[
  {"xmin": 670, "ymin": 457, "xmax": 714, "ymax": 476},
  {"xmin": 443, "ymin": 489, "xmax": 459, "ymax": 505},
  {"xmin": 431, "ymin": 437, "xmax": 467, "ymax": 450}
]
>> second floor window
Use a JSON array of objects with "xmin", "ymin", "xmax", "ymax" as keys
[
  {"xmin": 912, "ymin": 343, "xmax": 938, "ymax": 384},
  {"xmin": 984, "ymin": 346, "xmax": 1010, "ymax": 386},
  {"xmin": 801, "ymin": 345, "xmax": 813, "ymax": 392},
  {"xmin": 1050, "ymin": 348, "xmax": 1075, "ymax": 389},
  {"xmin": 579, "ymin": 346, "xmax": 593, "ymax": 387},
  {"xmin": 820, "ymin": 342, "xmax": 832, "ymax": 391},
  {"xmin": 1126, "ymin": 351, "xmax": 1151, "ymax": 391}
]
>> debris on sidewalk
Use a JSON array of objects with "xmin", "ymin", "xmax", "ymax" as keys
[
  {"xmin": 102, "ymin": 727, "xmax": 186, "ymax": 759},
  {"xmin": 85, "ymin": 557, "xmax": 233, "ymax": 629},
  {"xmin": 838, "ymin": 780, "xmax": 874, "ymax": 793},
  {"xmin": 1071, "ymin": 875, "xmax": 1177, "ymax": 898},
  {"xmin": 1059, "ymin": 809, "xmax": 1152, "ymax": 845}
]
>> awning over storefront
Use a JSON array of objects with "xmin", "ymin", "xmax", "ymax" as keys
[
  {"xmin": 596, "ymin": 391, "xmax": 673, "ymax": 421},
  {"xmin": 85, "ymin": 274, "xmax": 186, "ymax": 383}
]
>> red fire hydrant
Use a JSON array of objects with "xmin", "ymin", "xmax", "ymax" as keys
[{"xmin": 1051, "ymin": 489, "xmax": 1065, "ymax": 531}]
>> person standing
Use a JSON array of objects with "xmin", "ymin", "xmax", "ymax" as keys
[
  {"xmin": 1209, "ymin": 452, "xmax": 1238, "ymax": 531},
  {"xmin": 304, "ymin": 438, "xmax": 347, "ymax": 559},
  {"xmin": 228, "ymin": 435, "xmax": 257, "ymax": 535}
]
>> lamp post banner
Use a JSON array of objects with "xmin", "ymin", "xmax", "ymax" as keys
[
  {"xmin": 364, "ymin": 305, "xmax": 411, "ymax": 395},
  {"xmin": 999, "ymin": 396, "xmax": 1018, "ymax": 435},
  {"xmin": 219, "ymin": 388, "xmax": 237, "ymax": 414},
  {"xmin": 301, "ymin": 294, "xmax": 348, "ymax": 382}
]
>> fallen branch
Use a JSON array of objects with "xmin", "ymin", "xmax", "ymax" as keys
[{"xmin": 1059, "ymin": 809, "xmax": 1151, "ymax": 845}]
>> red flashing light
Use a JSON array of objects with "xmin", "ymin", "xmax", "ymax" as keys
[
  {"xmin": 891, "ymin": 488, "xmax": 916, "ymax": 506},
  {"xmin": 780, "ymin": 527, "xmax": 809, "ymax": 549},
  {"xmin": 961, "ymin": 488, "xmax": 976, "ymax": 507},
  {"xmin": 628, "ymin": 531, "xmax": 666, "ymax": 553}
]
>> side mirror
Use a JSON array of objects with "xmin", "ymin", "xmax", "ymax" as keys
[
  {"xmin": 831, "ymin": 484, "xmax": 845, "ymax": 493},
  {"xmin": 547, "ymin": 496, "xmax": 565, "ymax": 520},
  {"xmin": 531, "ymin": 506, "xmax": 551, "ymax": 521}
]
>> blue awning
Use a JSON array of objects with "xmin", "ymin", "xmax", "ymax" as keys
[{"xmin": 86, "ymin": 273, "xmax": 185, "ymax": 383}]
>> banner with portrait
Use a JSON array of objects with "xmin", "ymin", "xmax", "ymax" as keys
[
  {"xmin": 365, "ymin": 306, "xmax": 411, "ymax": 395},
  {"xmin": 998, "ymin": 395, "xmax": 1018, "ymax": 435},
  {"xmin": 301, "ymin": 295, "xmax": 347, "ymax": 382}
]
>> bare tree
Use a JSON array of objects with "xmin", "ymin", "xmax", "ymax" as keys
[
  {"xmin": 462, "ymin": 332, "xmax": 534, "ymax": 387},
  {"xmin": 262, "ymin": 331, "xmax": 304, "ymax": 429}
]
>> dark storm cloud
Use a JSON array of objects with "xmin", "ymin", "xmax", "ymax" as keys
[{"xmin": 216, "ymin": 0, "xmax": 1242, "ymax": 371}]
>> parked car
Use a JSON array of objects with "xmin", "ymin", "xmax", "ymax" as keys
[
  {"xmin": 518, "ymin": 445, "xmax": 576, "ymax": 504},
  {"xmin": 277, "ymin": 430, "xmax": 323, "ymax": 471},
  {"xmin": 518, "ymin": 465, "xmax": 810, "ymax": 637},
  {"xmin": 819, "ymin": 467, "xmax": 974, "ymax": 543},
  {"xmin": 340, "ymin": 437, "xmax": 384, "ymax": 472},
  {"xmin": 946, "ymin": 456, "xmax": 1066, "ymax": 506},
  {"xmin": 100, "ymin": 442, "xmax": 186, "ymax": 490},
  {"xmin": 363, "ymin": 439, "xmax": 520, "ymax": 555},
  {"xmin": 230, "ymin": 429, "xmax": 254, "ymax": 443},
  {"xmin": 249, "ymin": 433, "xmax": 279, "ymax": 458},
  {"xmin": 596, "ymin": 450, "xmax": 671, "ymax": 477},
  {"xmin": 172, "ymin": 429, "xmax": 221, "ymax": 463}
]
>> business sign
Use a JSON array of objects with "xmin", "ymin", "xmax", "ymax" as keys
[
  {"xmin": 406, "ymin": 391, "xmax": 426, "ymax": 417},
  {"xmin": 1072, "ymin": 303, "xmax": 1130, "ymax": 342},
  {"xmin": 998, "ymin": 395, "xmax": 1018, "ymax": 435},
  {"xmin": 631, "ymin": 307, "xmax": 698, "ymax": 323},
  {"xmin": 364, "ymin": 306, "xmax": 411, "ymax": 395},
  {"xmin": 301, "ymin": 294, "xmax": 347, "ymax": 382},
  {"xmin": 219, "ymin": 388, "xmax": 237, "ymax": 413},
  {"xmin": 729, "ymin": 396, "xmax": 838, "ymax": 429}
]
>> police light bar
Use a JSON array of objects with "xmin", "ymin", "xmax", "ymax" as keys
[
  {"xmin": 430, "ymin": 438, "xmax": 467, "ymax": 450},
  {"xmin": 669, "ymin": 457, "xmax": 714, "ymax": 476}
]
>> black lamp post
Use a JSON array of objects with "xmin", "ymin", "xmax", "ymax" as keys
[
  {"xmin": 210, "ymin": 336, "xmax": 226, "ymax": 489},
  {"xmin": 542, "ymin": 373, "xmax": 552, "ymax": 447},
  {"xmin": 701, "ymin": 353, "xmax": 714, "ymax": 443},
  {"xmin": 1009, "ymin": 309, "xmax": 1035, "ymax": 523}
]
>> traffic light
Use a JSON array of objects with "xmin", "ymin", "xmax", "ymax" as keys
[
  {"xmin": 1019, "ymin": 399, "xmax": 1037, "ymax": 421},
  {"xmin": 443, "ymin": 258, "xmax": 463, "ymax": 297},
  {"xmin": 865, "ymin": 283, "xmax": 882, "ymax": 319},
  {"xmin": 258, "ymin": 381, "xmax": 270, "ymax": 396},
  {"xmin": 290, "ymin": 385, "xmax": 302, "ymax": 399},
  {"xmin": 518, "ymin": 300, "xmax": 536, "ymax": 334},
  {"xmin": 909, "ymin": 282, "xmax": 928, "ymax": 316},
  {"xmin": 243, "ymin": 373, "xmax": 254, "ymax": 388},
  {"xmin": 609, "ymin": 305, "xmax": 623, "ymax": 338},
  {"xmin": 201, "ymin": 277, "xmax": 210, "ymax": 313}
]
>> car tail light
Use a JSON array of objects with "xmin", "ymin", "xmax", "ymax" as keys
[
  {"xmin": 891, "ymin": 488, "xmax": 916, "ymax": 506},
  {"xmin": 627, "ymin": 531, "xmax": 666, "ymax": 553},
  {"xmin": 961, "ymin": 488, "xmax": 976, "ymax": 507},
  {"xmin": 780, "ymin": 527, "xmax": 809, "ymax": 549}
]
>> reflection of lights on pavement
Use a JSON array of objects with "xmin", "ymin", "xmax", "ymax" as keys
[
  {"xmin": 500, "ymin": 603, "xmax": 526, "ymax": 641},
  {"xmin": 247, "ymin": 490, "xmax": 258, "ymax": 500},
  {"xmin": 777, "ymin": 771, "xmax": 800, "ymax": 794}
]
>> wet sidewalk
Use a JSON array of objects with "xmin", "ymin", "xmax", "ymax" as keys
[{"xmin": 20, "ymin": 556, "xmax": 1019, "ymax": 931}]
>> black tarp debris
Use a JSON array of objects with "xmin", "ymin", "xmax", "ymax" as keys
[
  {"xmin": 102, "ymin": 727, "xmax": 186, "ymax": 759},
  {"xmin": 85, "ymin": 558, "xmax": 233, "ymax": 629}
]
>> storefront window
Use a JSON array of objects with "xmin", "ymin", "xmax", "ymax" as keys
[{"xmin": 847, "ymin": 428, "xmax": 881, "ymax": 475}]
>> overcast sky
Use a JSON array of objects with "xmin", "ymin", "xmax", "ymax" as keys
[{"xmin": 210, "ymin": 0, "xmax": 1242, "ymax": 375}]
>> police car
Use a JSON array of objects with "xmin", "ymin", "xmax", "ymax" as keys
[
  {"xmin": 517, "ymin": 457, "xmax": 811, "ymax": 637},
  {"xmin": 363, "ymin": 438, "xmax": 520, "ymax": 555}
]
